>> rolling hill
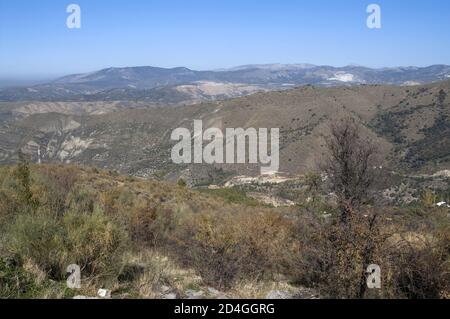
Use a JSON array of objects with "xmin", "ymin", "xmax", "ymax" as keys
[{"xmin": 0, "ymin": 80, "xmax": 449, "ymax": 185}]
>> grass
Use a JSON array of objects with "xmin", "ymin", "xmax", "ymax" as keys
[{"xmin": 200, "ymin": 187, "xmax": 260, "ymax": 206}]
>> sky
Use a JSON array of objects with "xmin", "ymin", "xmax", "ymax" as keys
[{"xmin": 1, "ymin": 0, "xmax": 450, "ymax": 79}]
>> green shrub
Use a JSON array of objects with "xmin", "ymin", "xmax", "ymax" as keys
[
  {"xmin": 66, "ymin": 186, "xmax": 97, "ymax": 214},
  {"xmin": 63, "ymin": 209, "xmax": 128, "ymax": 277},
  {"xmin": 0, "ymin": 257, "xmax": 37, "ymax": 298},
  {"xmin": 177, "ymin": 179, "xmax": 187, "ymax": 187},
  {"xmin": 5, "ymin": 210, "xmax": 128, "ymax": 280},
  {"xmin": 201, "ymin": 188, "xmax": 259, "ymax": 206},
  {"xmin": 13, "ymin": 153, "xmax": 38, "ymax": 210},
  {"xmin": 5, "ymin": 213, "xmax": 67, "ymax": 278},
  {"xmin": 0, "ymin": 189, "xmax": 20, "ymax": 229}
]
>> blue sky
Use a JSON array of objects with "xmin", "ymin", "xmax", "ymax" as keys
[{"xmin": 1, "ymin": 0, "xmax": 450, "ymax": 78}]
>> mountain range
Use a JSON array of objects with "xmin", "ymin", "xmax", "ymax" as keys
[{"xmin": 1, "ymin": 64, "xmax": 450, "ymax": 104}]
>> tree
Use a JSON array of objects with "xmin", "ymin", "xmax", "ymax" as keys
[
  {"xmin": 421, "ymin": 189, "xmax": 437, "ymax": 207},
  {"xmin": 319, "ymin": 117, "xmax": 383, "ymax": 298},
  {"xmin": 304, "ymin": 172, "xmax": 322, "ymax": 195},
  {"xmin": 14, "ymin": 151, "xmax": 38, "ymax": 210},
  {"xmin": 322, "ymin": 117, "xmax": 378, "ymax": 224},
  {"xmin": 177, "ymin": 178, "xmax": 187, "ymax": 188}
]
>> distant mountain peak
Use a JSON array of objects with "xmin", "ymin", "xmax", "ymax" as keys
[
  {"xmin": 224, "ymin": 63, "xmax": 317, "ymax": 71},
  {"xmin": 1, "ymin": 64, "xmax": 450, "ymax": 102}
]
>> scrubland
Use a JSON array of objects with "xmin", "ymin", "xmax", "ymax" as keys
[{"xmin": 0, "ymin": 161, "xmax": 448, "ymax": 299}]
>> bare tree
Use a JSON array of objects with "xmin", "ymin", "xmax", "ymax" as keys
[
  {"xmin": 317, "ymin": 119, "xmax": 383, "ymax": 298},
  {"xmin": 322, "ymin": 117, "xmax": 378, "ymax": 223}
]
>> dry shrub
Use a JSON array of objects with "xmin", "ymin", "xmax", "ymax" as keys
[
  {"xmin": 325, "ymin": 214, "xmax": 385, "ymax": 298},
  {"xmin": 127, "ymin": 202, "xmax": 176, "ymax": 247},
  {"xmin": 292, "ymin": 208, "xmax": 450, "ymax": 299},
  {"xmin": 385, "ymin": 226, "xmax": 450, "ymax": 299},
  {"xmin": 293, "ymin": 211, "xmax": 385, "ymax": 299},
  {"xmin": 66, "ymin": 186, "xmax": 97, "ymax": 214},
  {"xmin": 35, "ymin": 165, "xmax": 79, "ymax": 216},
  {"xmin": 172, "ymin": 209, "xmax": 295, "ymax": 289},
  {"xmin": 99, "ymin": 187, "xmax": 135, "ymax": 216},
  {"xmin": 0, "ymin": 163, "xmax": 37, "ymax": 216},
  {"xmin": 98, "ymin": 187, "xmax": 177, "ymax": 247},
  {"xmin": 0, "ymin": 189, "xmax": 20, "ymax": 227}
]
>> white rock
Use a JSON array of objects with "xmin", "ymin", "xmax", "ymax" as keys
[
  {"xmin": 207, "ymin": 287, "xmax": 221, "ymax": 295},
  {"xmin": 266, "ymin": 290, "xmax": 293, "ymax": 299},
  {"xmin": 73, "ymin": 295, "xmax": 98, "ymax": 299},
  {"xmin": 185, "ymin": 289, "xmax": 205, "ymax": 299},
  {"xmin": 163, "ymin": 293, "xmax": 177, "ymax": 299},
  {"xmin": 160, "ymin": 285, "xmax": 171, "ymax": 294},
  {"xmin": 97, "ymin": 289, "xmax": 111, "ymax": 299}
]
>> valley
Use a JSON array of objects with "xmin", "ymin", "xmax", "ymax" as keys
[{"xmin": 1, "ymin": 80, "xmax": 449, "ymax": 180}]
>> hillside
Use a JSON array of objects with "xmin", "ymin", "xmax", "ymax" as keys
[
  {"xmin": 0, "ymin": 163, "xmax": 448, "ymax": 299},
  {"xmin": 0, "ymin": 164, "xmax": 301, "ymax": 299},
  {"xmin": 0, "ymin": 81, "xmax": 449, "ymax": 185}
]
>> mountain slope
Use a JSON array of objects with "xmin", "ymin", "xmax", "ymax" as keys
[{"xmin": 0, "ymin": 80, "xmax": 449, "ymax": 183}]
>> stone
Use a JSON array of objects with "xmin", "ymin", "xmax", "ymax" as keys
[
  {"xmin": 185, "ymin": 289, "xmax": 205, "ymax": 299},
  {"xmin": 73, "ymin": 295, "xmax": 99, "ymax": 299},
  {"xmin": 265, "ymin": 290, "xmax": 294, "ymax": 299},
  {"xmin": 294, "ymin": 287, "xmax": 320, "ymax": 299},
  {"xmin": 163, "ymin": 293, "xmax": 177, "ymax": 299},
  {"xmin": 97, "ymin": 289, "xmax": 112, "ymax": 299},
  {"xmin": 207, "ymin": 287, "xmax": 220, "ymax": 295},
  {"xmin": 160, "ymin": 285, "xmax": 171, "ymax": 294}
]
